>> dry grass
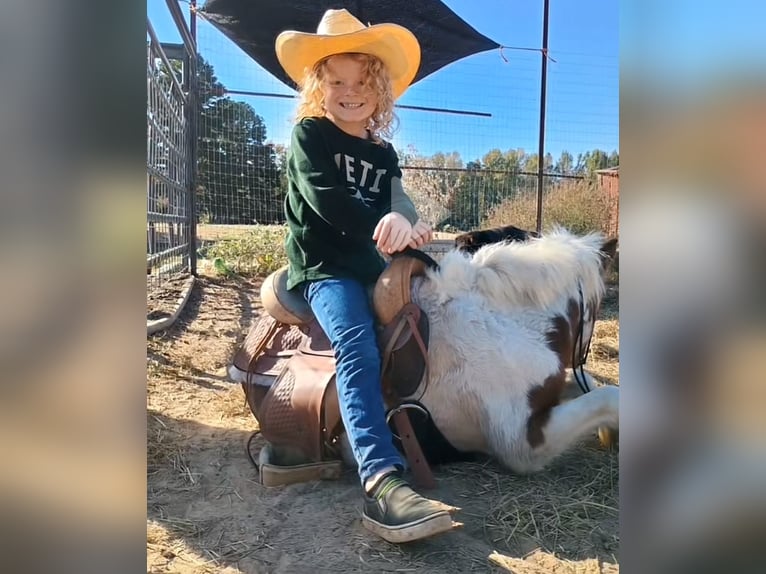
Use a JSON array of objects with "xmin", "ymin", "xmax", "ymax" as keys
[
  {"xmin": 147, "ymin": 408, "xmax": 255, "ymax": 572},
  {"xmin": 589, "ymin": 319, "xmax": 619, "ymax": 384},
  {"xmin": 147, "ymin": 413, "xmax": 177, "ymax": 474},
  {"xmin": 485, "ymin": 453, "xmax": 618, "ymax": 556},
  {"xmin": 437, "ymin": 439, "xmax": 618, "ymax": 562},
  {"xmin": 148, "ymin": 519, "xmax": 239, "ymax": 574},
  {"xmin": 147, "ymin": 413, "xmax": 201, "ymax": 488},
  {"xmin": 213, "ymin": 386, "xmax": 252, "ymax": 420},
  {"xmin": 588, "ymin": 280, "xmax": 620, "ymax": 385},
  {"xmin": 489, "ymin": 549, "xmax": 619, "ymax": 573},
  {"xmin": 199, "ymin": 224, "xmax": 456, "ymax": 242}
]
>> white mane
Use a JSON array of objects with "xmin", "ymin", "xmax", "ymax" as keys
[{"xmin": 420, "ymin": 227, "xmax": 607, "ymax": 311}]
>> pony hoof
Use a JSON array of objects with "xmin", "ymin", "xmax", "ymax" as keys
[{"xmin": 598, "ymin": 426, "xmax": 619, "ymax": 450}]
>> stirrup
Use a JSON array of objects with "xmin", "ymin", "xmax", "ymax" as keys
[{"xmin": 386, "ymin": 402, "xmax": 429, "ymax": 440}]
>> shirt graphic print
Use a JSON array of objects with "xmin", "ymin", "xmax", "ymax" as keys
[{"xmin": 333, "ymin": 152, "xmax": 387, "ymax": 208}]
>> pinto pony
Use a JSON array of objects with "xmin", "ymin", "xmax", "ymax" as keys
[{"xmin": 343, "ymin": 227, "xmax": 618, "ymax": 473}]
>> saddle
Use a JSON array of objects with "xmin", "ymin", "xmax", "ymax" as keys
[{"xmin": 231, "ymin": 254, "xmax": 435, "ymax": 487}]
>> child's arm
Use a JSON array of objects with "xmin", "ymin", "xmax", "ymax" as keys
[
  {"xmin": 388, "ymin": 152, "xmax": 432, "ymax": 249},
  {"xmin": 289, "ymin": 121, "xmax": 381, "ymax": 239},
  {"xmin": 389, "ymin": 176, "xmax": 419, "ymax": 225}
]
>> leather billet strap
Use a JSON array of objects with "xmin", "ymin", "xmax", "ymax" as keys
[{"xmin": 388, "ymin": 405, "xmax": 436, "ymax": 489}]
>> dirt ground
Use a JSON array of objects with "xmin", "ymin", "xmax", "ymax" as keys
[{"xmin": 147, "ymin": 273, "xmax": 619, "ymax": 573}]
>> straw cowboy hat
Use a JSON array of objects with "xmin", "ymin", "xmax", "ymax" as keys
[{"xmin": 275, "ymin": 9, "xmax": 421, "ymax": 99}]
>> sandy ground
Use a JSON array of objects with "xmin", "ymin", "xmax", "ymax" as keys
[{"xmin": 147, "ymin": 274, "xmax": 619, "ymax": 573}]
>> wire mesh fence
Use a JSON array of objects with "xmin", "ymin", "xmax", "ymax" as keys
[
  {"xmin": 146, "ymin": 22, "xmax": 194, "ymax": 290},
  {"xmin": 400, "ymin": 165, "xmax": 586, "ymax": 232},
  {"xmin": 191, "ymin": 6, "xmax": 618, "ymax": 237}
]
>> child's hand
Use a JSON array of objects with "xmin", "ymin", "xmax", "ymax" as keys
[
  {"xmin": 408, "ymin": 219, "xmax": 433, "ymax": 248},
  {"xmin": 373, "ymin": 212, "xmax": 413, "ymax": 254}
]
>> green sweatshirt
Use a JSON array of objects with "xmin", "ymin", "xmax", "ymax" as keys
[{"xmin": 283, "ymin": 116, "xmax": 419, "ymax": 290}]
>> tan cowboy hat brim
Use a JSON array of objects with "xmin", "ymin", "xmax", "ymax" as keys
[{"xmin": 276, "ymin": 23, "xmax": 421, "ymax": 99}]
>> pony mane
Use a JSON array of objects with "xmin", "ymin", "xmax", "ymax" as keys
[{"xmin": 424, "ymin": 227, "xmax": 607, "ymax": 310}]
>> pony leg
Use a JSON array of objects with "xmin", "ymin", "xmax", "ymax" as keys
[
  {"xmin": 510, "ymin": 386, "xmax": 619, "ymax": 473},
  {"xmin": 562, "ymin": 370, "xmax": 618, "ymax": 449}
]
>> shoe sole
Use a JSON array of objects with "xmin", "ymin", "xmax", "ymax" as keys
[{"xmin": 361, "ymin": 511, "xmax": 456, "ymax": 544}]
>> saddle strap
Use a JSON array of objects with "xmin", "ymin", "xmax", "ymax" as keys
[
  {"xmin": 379, "ymin": 303, "xmax": 434, "ymax": 487},
  {"xmin": 391, "ymin": 409, "xmax": 436, "ymax": 489}
]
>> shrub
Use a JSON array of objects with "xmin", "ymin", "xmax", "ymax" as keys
[
  {"xmin": 482, "ymin": 178, "xmax": 614, "ymax": 236},
  {"xmin": 204, "ymin": 225, "xmax": 288, "ymax": 276}
]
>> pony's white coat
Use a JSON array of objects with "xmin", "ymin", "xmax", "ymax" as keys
[{"xmin": 406, "ymin": 227, "xmax": 618, "ymax": 473}]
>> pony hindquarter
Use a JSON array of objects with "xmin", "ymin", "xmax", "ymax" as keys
[{"xmin": 413, "ymin": 229, "xmax": 619, "ymax": 474}]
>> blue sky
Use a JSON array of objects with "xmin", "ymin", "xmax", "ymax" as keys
[
  {"xmin": 620, "ymin": 0, "xmax": 766, "ymax": 89},
  {"xmin": 147, "ymin": 1, "xmax": 619, "ymax": 163}
]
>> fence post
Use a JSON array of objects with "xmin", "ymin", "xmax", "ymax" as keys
[
  {"xmin": 183, "ymin": 53, "xmax": 197, "ymax": 276},
  {"xmin": 535, "ymin": 0, "xmax": 550, "ymax": 235},
  {"xmin": 188, "ymin": 2, "xmax": 198, "ymax": 276}
]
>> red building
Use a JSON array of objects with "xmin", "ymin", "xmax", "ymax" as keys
[{"xmin": 596, "ymin": 166, "xmax": 619, "ymax": 236}]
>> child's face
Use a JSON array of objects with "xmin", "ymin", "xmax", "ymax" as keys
[{"xmin": 321, "ymin": 55, "xmax": 378, "ymax": 137}]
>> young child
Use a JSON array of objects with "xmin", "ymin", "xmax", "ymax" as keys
[{"xmin": 275, "ymin": 9, "xmax": 457, "ymax": 543}]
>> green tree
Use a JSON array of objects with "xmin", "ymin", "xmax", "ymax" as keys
[
  {"xmin": 544, "ymin": 152, "xmax": 554, "ymax": 172},
  {"xmin": 195, "ymin": 56, "xmax": 283, "ymax": 224},
  {"xmin": 585, "ymin": 149, "xmax": 610, "ymax": 174},
  {"xmin": 396, "ymin": 144, "xmax": 619, "ymax": 233},
  {"xmin": 504, "ymin": 148, "xmax": 525, "ymax": 173},
  {"xmin": 523, "ymin": 153, "xmax": 539, "ymax": 173},
  {"xmin": 555, "ymin": 151, "xmax": 575, "ymax": 175}
]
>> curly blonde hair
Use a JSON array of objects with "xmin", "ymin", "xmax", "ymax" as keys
[{"xmin": 295, "ymin": 53, "xmax": 398, "ymax": 144}]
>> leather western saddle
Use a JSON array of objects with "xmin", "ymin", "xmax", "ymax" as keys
[{"xmin": 230, "ymin": 253, "xmax": 436, "ymax": 488}]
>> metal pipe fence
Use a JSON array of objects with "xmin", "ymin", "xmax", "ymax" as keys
[{"xmin": 146, "ymin": 11, "xmax": 198, "ymax": 289}]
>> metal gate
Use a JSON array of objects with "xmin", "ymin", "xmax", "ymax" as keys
[{"xmin": 146, "ymin": 15, "xmax": 197, "ymax": 286}]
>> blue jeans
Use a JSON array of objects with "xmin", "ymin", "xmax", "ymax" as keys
[{"xmin": 303, "ymin": 277, "xmax": 404, "ymax": 485}]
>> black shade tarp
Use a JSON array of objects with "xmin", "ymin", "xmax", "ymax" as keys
[{"xmin": 199, "ymin": 0, "xmax": 500, "ymax": 91}]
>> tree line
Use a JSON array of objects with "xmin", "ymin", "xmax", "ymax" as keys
[{"xmin": 182, "ymin": 57, "xmax": 618, "ymax": 226}]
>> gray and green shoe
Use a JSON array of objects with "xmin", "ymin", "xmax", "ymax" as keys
[{"xmin": 362, "ymin": 473, "xmax": 457, "ymax": 543}]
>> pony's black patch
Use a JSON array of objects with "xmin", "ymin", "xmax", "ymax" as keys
[{"xmin": 455, "ymin": 224, "xmax": 538, "ymax": 254}]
